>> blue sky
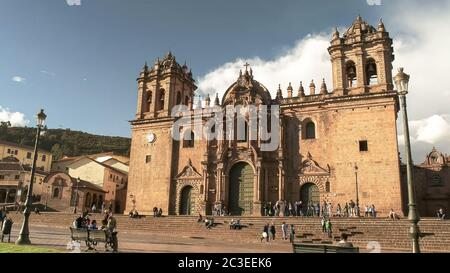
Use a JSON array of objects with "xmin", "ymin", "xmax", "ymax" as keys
[{"xmin": 1, "ymin": 0, "xmax": 450, "ymax": 161}]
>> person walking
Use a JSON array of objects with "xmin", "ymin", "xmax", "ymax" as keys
[
  {"xmin": 261, "ymin": 224, "xmax": 269, "ymax": 242},
  {"xmin": 107, "ymin": 213, "xmax": 118, "ymax": 252},
  {"xmin": 364, "ymin": 205, "xmax": 369, "ymax": 217},
  {"xmin": 336, "ymin": 204, "xmax": 342, "ymax": 217},
  {"xmin": 289, "ymin": 224, "xmax": 296, "ymax": 243},
  {"xmin": 371, "ymin": 204, "xmax": 377, "ymax": 218},
  {"xmin": 269, "ymin": 223, "xmax": 276, "ymax": 241},
  {"xmin": 281, "ymin": 222, "xmax": 288, "ymax": 240},
  {"xmin": 325, "ymin": 219, "xmax": 333, "ymax": 238},
  {"xmin": 321, "ymin": 216, "xmax": 326, "ymax": 233}
]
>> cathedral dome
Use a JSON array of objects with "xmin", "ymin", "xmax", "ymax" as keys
[
  {"xmin": 221, "ymin": 68, "xmax": 272, "ymax": 106},
  {"xmin": 343, "ymin": 15, "xmax": 377, "ymax": 38}
]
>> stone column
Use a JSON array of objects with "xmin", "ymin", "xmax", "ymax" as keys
[
  {"xmin": 151, "ymin": 83, "xmax": 158, "ymax": 117},
  {"xmin": 278, "ymin": 164, "xmax": 285, "ymax": 201},
  {"xmin": 253, "ymin": 162, "xmax": 262, "ymax": 216},
  {"xmin": 200, "ymin": 166, "xmax": 208, "ymax": 215},
  {"xmin": 5, "ymin": 189, "xmax": 9, "ymax": 204},
  {"xmin": 264, "ymin": 167, "xmax": 269, "ymax": 202},
  {"xmin": 356, "ymin": 51, "xmax": 366, "ymax": 92},
  {"xmin": 223, "ymin": 174, "xmax": 229, "ymax": 208}
]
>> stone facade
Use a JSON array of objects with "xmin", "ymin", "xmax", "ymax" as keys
[
  {"xmin": 0, "ymin": 157, "xmax": 48, "ymax": 205},
  {"xmin": 65, "ymin": 156, "xmax": 128, "ymax": 213},
  {"xmin": 127, "ymin": 16, "xmax": 404, "ymax": 216},
  {"xmin": 41, "ymin": 172, "xmax": 106, "ymax": 213},
  {"xmin": 401, "ymin": 147, "xmax": 450, "ymax": 217},
  {"xmin": 0, "ymin": 140, "xmax": 53, "ymax": 172}
]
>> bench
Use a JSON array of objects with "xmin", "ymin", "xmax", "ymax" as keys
[
  {"xmin": 293, "ymin": 243, "xmax": 359, "ymax": 253},
  {"xmin": 69, "ymin": 227, "xmax": 114, "ymax": 252}
]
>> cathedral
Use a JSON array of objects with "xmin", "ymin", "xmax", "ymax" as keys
[{"xmin": 126, "ymin": 16, "xmax": 405, "ymax": 216}]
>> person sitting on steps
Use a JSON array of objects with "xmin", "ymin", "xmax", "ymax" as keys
[
  {"xmin": 437, "ymin": 208, "xmax": 446, "ymax": 220},
  {"xmin": 337, "ymin": 233, "xmax": 354, "ymax": 248},
  {"xmin": 389, "ymin": 209, "xmax": 400, "ymax": 220}
]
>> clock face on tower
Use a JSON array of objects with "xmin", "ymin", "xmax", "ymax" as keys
[{"xmin": 146, "ymin": 132, "xmax": 156, "ymax": 143}]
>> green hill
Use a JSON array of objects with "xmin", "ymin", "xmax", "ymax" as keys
[{"xmin": 0, "ymin": 124, "xmax": 130, "ymax": 160}]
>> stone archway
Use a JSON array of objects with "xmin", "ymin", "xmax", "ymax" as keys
[
  {"xmin": 179, "ymin": 185, "xmax": 195, "ymax": 215},
  {"xmin": 300, "ymin": 183, "xmax": 320, "ymax": 206},
  {"xmin": 228, "ymin": 162, "xmax": 254, "ymax": 215}
]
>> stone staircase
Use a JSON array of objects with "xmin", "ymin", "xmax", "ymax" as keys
[{"xmin": 7, "ymin": 213, "xmax": 450, "ymax": 252}]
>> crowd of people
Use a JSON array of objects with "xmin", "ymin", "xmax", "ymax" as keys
[
  {"xmin": 152, "ymin": 207, "xmax": 163, "ymax": 217},
  {"xmin": 72, "ymin": 209, "xmax": 118, "ymax": 252},
  {"xmin": 260, "ymin": 222, "xmax": 296, "ymax": 243},
  {"xmin": 261, "ymin": 200, "xmax": 379, "ymax": 218}
]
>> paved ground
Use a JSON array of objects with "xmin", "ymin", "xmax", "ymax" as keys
[{"xmin": 4, "ymin": 224, "xmax": 292, "ymax": 253}]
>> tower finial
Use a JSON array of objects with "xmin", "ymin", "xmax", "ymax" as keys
[
  {"xmin": 244, "ymin": 62, "xmax": 250, "ymax": 72},
  {"xmin": 298, "ymin": 81, "xmax": 305, "ymax": 97},
  {"xmin": 276, "ymin": 84, "xmax": 283, "ymax": 100},
  {"xmin": 214, "ymin": 93, "xmax": 220, "ymax": 106},
  {"xmin": 332, "ymin": 26, "xmax": 340, "ymax": 40},
  {"xmin": 205, "ymin": 93, "xmax": 211, "ymax": 107},
  {"xmin": 309, "ymin": 80, "xmax": 316, "ymax": 95},
  {"xmin": 378, "ymin": 18, "xmax": 386, "ymax": 32},
  {"xmin": 287, "ymin": 82, "xmax": 293, "ymax": 98},
  {"xmin": 320, "ymin": 78, "xmax": 328, "ymax": 94}
]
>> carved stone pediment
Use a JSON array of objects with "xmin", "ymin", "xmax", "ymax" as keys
[
  {"xmin": 176, "ymin": 159, "xmax": 202, "ymax": 179},
  {"xmin": 300, "ymin": 152, "xmax": 330, "ymax": 175}
]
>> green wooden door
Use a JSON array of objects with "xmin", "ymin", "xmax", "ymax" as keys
[
  {"xmin": 229, "ymin": 162, "xmax": 254, "ymax": 215},
  {"xmin": 300, "ymin": 183, "xmax": 320, "ymax": 205},
  {"xmin": 180, "ymin": 186, "xmax": 195, "ymax": 215}
]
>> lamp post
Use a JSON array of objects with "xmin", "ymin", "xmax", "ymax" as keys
[
  {"xmin": 16, "ymin": 109, "xmax": 46, "ymax": 245},
  {"xmin": 73, "ymin": 177, "xmax": 80, "ymax": 214},
  {"xmin": 354, "ymin": 163, "xmax": 360, "ymax": 217},
  {"xmin": 395, "ymin": 67, "xmax": 421, "ymax": 253}
]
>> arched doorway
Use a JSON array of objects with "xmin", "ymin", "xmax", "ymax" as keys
[
  {"xmin": 300, "ymin": 183, "xmax": 320, "ymax": 205},
  {"xmin": 228, "ymin": 162, "xmax": 254, "ymax": 215},
  {"xmin": 180, "ymin": 186, "xmax": 195, "ymax": 215},
  {"xmin": 85, "ymin": 192, "xmax": 91, "ymax": 207}
]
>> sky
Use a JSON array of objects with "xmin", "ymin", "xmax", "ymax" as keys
[{"xmin": 1, "ymin": 0, "xmax": 449, "ymax": 162}]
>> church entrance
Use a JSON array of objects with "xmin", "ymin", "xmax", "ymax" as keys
[
  {"xmin": 228, "ymin": 162, "xmax": 254, "ymax": 215},
  {"xmin": 300, "ymin": 183, "xmax": 320, "ymax": 205},
  {"xmin": 180, "ymin": 186, "xmax": 195, "ymax": 215}
]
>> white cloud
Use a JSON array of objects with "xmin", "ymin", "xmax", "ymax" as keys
[
  {"xmin": 398, "ymin": 114, "xmax": 450, "ymax": 162},
  {"xmin": 12, "ymin": 76, "xmax": 26, "ymax": 83},
  {"xmin": 40, "ymin": 70, "xmax": 56, "ymax": 77},
  {"xmin": 387, "ymin": 0, "xmax": 450, "ymax": 121},
  {"xmin": 196, "ymin": 0, "xmax": 450, "ymax": 160},
  {"xmin": 66, "ymin": 0, "xmax": 81, "ymax": 6},
  {"xmin": 0, "ymin": 106, "xmax": 30, "ymax": 127},
  {"xmin": 196, "ymin": 33, "xmax": 332, "ymax": 99},
  {"xmin": 399, "ymin": 115, "xmax": 450, "ymax": 145}
]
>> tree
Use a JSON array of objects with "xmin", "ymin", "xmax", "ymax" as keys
[
  {"xmin": 0, "ymin": 121, "xmax": 11, "ymax": 136},
  {"xmin": 51, "ymin": 143, "xmax": 64, "ymax": 160}
]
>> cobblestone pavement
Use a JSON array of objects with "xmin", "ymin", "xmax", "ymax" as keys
[{"xmin": 4, "ymin": 224, "xmax": 292, "ymax": 253}]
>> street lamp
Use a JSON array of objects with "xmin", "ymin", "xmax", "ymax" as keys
[
  {"xmin": 354, "ymin": 163, "xmax": 360, "ymax": 217},
  {"xmin": 16, "ymin": 109, "xmax": 46, "ymax": 245},
  {"xmin": 73, "ymin": 177, "xmax": 80, "ymax": 214},
  {"xmin": 394, "ymin": 67, "xmax": 421, "ymax": 253}
]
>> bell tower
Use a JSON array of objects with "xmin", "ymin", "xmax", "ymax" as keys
[
  {"xmin": 328, "ymin": 16, "xmax": 395, "ymax": 96},
  {"xmin": 135, "ymin": 52, "xmax": 197, "ymax": 119}
]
